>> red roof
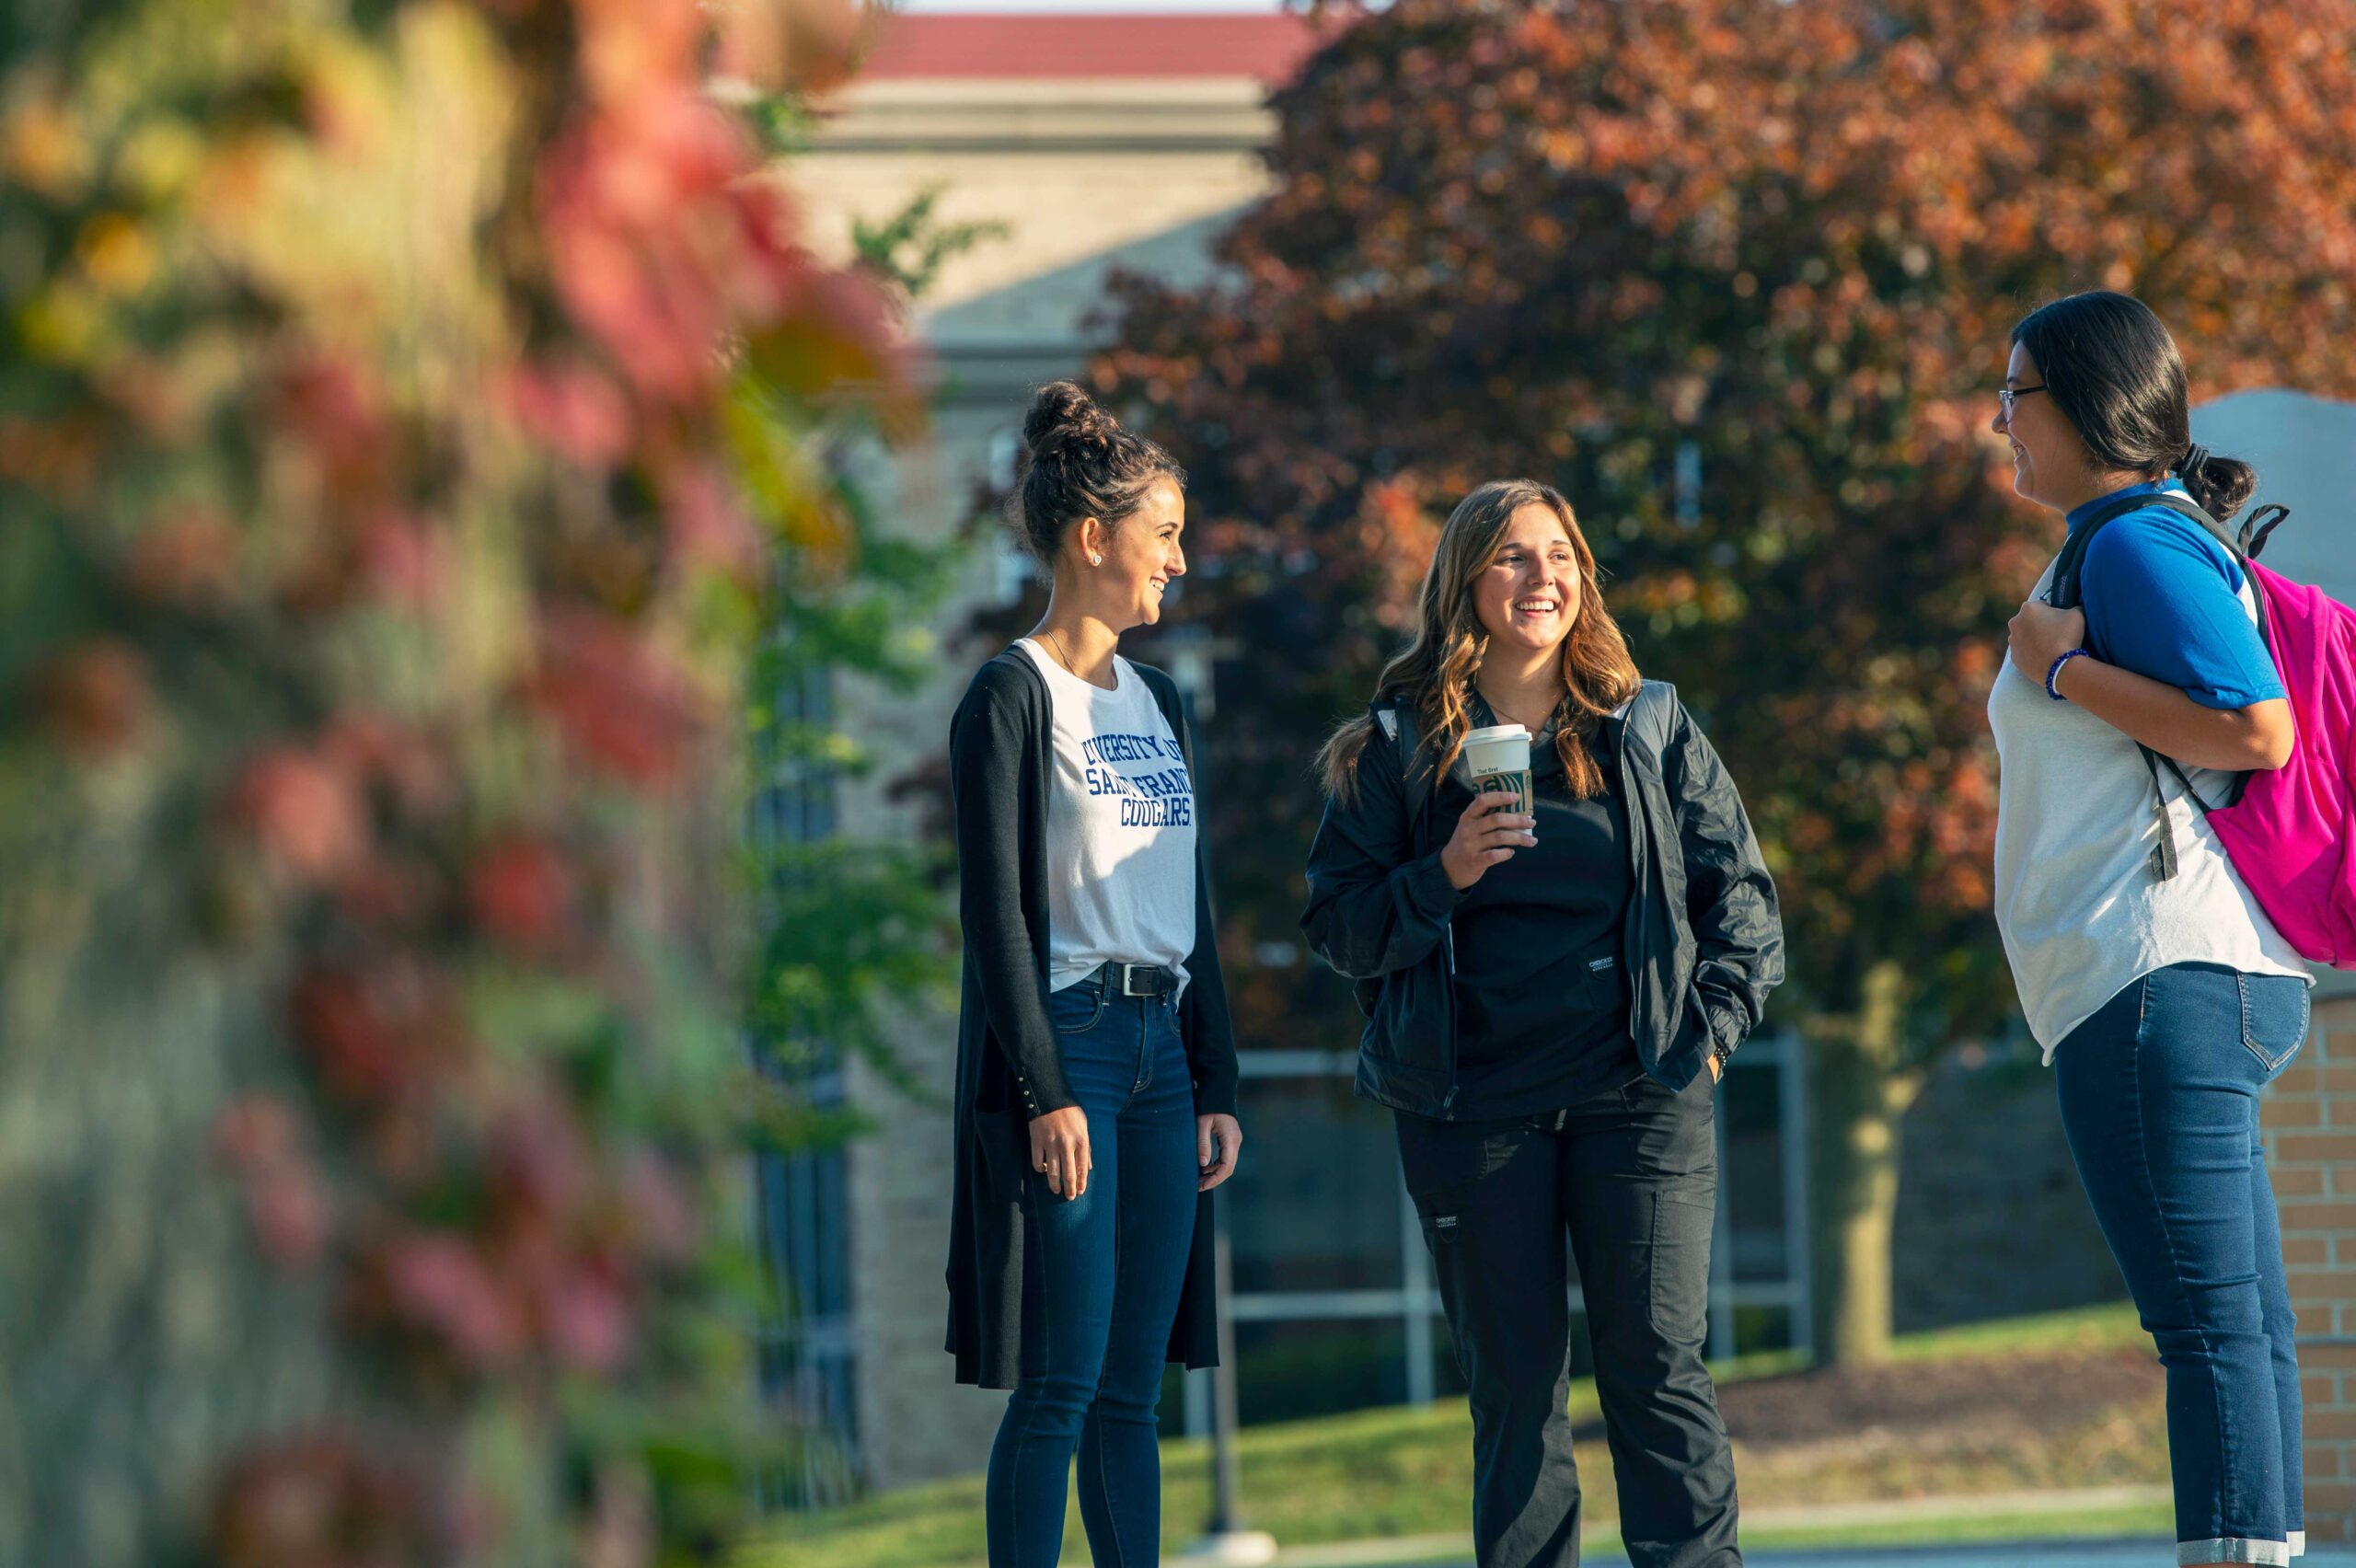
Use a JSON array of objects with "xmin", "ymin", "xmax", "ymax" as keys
[{"xmin": 861, "ymin": 13, "xmax": 1325, "ymax": 83}]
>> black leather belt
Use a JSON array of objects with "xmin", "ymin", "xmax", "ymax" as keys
[{"xmin": 1094, "ymin": 962, "xmax": 1179, "ymax": 998}]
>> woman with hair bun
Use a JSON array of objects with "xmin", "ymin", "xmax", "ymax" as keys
[
  {"xmin": 1993, "ymin": 291, "xmax": 2311, "ymax": 1568},
  {"xmin": 944, "ymin": 381, "xmax": 1243, "ymax": 1567}
]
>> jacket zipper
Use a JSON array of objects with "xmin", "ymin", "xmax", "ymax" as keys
[
  {"xmin": 1617, "ymin": 718, "xmax": 1648, "ymax": 1055},
  {"xmin": 1424, "ymin": 746, "xmax": 1462, "ymax": 1121},
  {"xmin": 1440, "ymin": 837, "xmax": 1461, "ymax": 1119}
]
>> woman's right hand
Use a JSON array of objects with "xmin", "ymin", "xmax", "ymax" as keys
[
  {"xmin": 1029, "ymin": 1105, "xmax": 1092, "ymax": 1199},
  {"xmin": 1440, "ymin": 790, "xmax": 1536, "ymax": 890}
]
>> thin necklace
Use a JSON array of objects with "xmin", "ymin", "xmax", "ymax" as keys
[
  {"xmin": 1040, "ymin": 625, "xmax": 1105, "ymax": 686},
  {"xmin": 1477, "ymin": 677, "xmax": 1557, "ymax": 735}
]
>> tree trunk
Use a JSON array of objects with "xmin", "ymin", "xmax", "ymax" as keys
[{"xmin": 1806, "ymin": 957, "xmax": 1927, "ymax": 1368}]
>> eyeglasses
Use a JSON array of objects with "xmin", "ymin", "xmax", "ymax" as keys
[{"xmin": 1998, "ymin": 385, "xmax": 2048, "ymax": 421}]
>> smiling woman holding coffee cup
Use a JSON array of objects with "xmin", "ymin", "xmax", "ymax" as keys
[
  {"xmin": 945, "ymin": 383, "xmax": 1243, "ymax": 1568},
  {"xmin": 1303, "ymin": 479, "xmax": 1783, "ymax": 1568}
]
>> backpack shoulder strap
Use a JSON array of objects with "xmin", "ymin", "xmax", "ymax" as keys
[
  {"xmin": 1628, "ymin": 681, "xmax": 1680, "ymax": 758},
  {"xmin": 1639, "ymin": 682, "xmax": 1677, "ymax": 748},
  {"xmin": 1374, "ymin": 697, "xmax": 1435, "ymax": 835},
  {"xmin": 2052, "ymin": 490, "xmax": 2259, "ymax": 605},
  {"xmin": 2147, "ymin": 493, "xmax": 2249, "ymax": 562},
  {"xmin": 2047, "ymin": 491, "xmax": 2171, "ymax": 610},
  {"xmin": 2058, "ymin": 493, "xmax": 2261, "ymax": 879},
  {"xmin": 2145, "ymin": 494, "xmax": 2275, "ymax": 659}
]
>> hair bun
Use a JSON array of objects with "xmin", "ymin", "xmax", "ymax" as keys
[
  {"xmin": 1004, "ymin": 381, "xmax": 1184, "ymax": 564},
  {"xmin": 1022, "ymin": 380, "xmax": 1117, "ymax": 458}
]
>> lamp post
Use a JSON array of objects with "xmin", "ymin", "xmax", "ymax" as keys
[
  {"xmin": 1184, "ymin": 1182, "xmax": 1276, "ymax": 1564},
  {"xmin": 1164, "ymin": 615, "xmax": 1270, "ymax": 1562}
]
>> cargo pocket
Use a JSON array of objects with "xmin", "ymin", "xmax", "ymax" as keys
[{"xmin": 1647, "ymin": 1188, "xmax": 1718, "ymax": 1343}]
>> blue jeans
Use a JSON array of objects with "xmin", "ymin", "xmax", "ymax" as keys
[
  {"xmin": 2055, "ymin": 961, "xmax": 2312, "ymax": 1567},
  {"xmin": 985, "ymin": 969, "xmax": 1199, "ymax": 1568}
]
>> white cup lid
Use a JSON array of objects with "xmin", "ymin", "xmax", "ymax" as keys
[{"xmin": 1462, "ymin": 723, "xmax": 1531, "ymax": 745}]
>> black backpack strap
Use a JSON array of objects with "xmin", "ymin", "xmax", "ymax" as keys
[
  {"xmin": 1349, "ymin": 701, "xmax": 1435, "ymax": 1023},
  {"xmin": 1375, "ymin": 698, "xmax": 1435, "ymax": 845},
  {"xmin": 1628, "ymin": 681, "xmax": 1680, "ymax": 759},
  {"xmin": 2242, "ymin": 502, "xmax": 2292, "ymax": 559}
]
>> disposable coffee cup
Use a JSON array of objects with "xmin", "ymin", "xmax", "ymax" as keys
[{"xmin": 1461, "ymin": 723, "xmax": 1533, "ymax": 815}]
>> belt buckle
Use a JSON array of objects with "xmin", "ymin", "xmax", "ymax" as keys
[{"xmin": 1120, "ymin": 964, "xmax": 1154, "ymax": 997}]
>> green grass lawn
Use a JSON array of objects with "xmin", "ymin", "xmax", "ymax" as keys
[{"xmin": 743, "ymin": 1302, "xmax": 2161, "ymax": 1568}]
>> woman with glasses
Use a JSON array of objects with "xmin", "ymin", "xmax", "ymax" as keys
[
  {"xmin": 1302, "ymin": 479, "xmax": 1783, "ymax": 1568},
  {"xmin": 946, "ymin": 382, "xmax": 1245, "ymax": 1568},
  {"xmin": 1992, "ymin": 292, "xmax": 2310, "ymax": 1568}
]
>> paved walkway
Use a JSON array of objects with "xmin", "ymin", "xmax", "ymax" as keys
[
  {"xmin": 1275, "ymin": 1544, "xmax": 2356, "ymax": 1568},
  {"xmin": 1727, "ymin": 1547, "xmax": 2356, "ymax": 1568},
  {"xmin": 1261, "ymin": 1486, "xmax": 2355, "ymax": 1568}
]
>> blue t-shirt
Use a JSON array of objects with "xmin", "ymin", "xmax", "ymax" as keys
[{"xmin": 2067, "ymin": 479, "xmax": 2284, "ymax": 711}]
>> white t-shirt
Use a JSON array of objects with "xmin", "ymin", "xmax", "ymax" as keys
[
  {"xmin": 1989, "ymin": 558, "xmax": 2308, "ymax": 1059},
  {"xmin": 1014, "ymin": 640, "xmax": 1198, "ymax": 994}
]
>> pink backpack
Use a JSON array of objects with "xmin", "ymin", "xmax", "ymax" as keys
[{"xmin": 2055, "ymin": 493, "xmax": 2356, "ymax": 968}]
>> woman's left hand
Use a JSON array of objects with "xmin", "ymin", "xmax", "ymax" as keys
[
  {"xmin": 1197, "ymin": 1113, "xmax": 1242, "ymax": 1192},
  {"xmin": 2008, "ymin": 596, "xmax": 2087, "ymax": 685}
]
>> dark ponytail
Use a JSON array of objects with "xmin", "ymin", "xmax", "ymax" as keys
[
  {"xmin": 1005, "ymin": 381, "xmax": 1185, "ymax": 563},
  {"xmin": 2010, "ymin": 291, "xmax": 2258, "ymax": 522},
  {"xmin": 2174, "ymin": 443, "xmax": 2259, "ymax": 525}
]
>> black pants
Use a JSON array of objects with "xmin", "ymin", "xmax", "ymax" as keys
[{"xmin": 1395, "ymin": 1076, "xmax": 1739, "ymax": 1568}]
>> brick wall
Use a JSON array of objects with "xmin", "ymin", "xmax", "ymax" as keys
[{"xmin": 2262, "ymin": 981, "xmax": 2356, "ymax": 1544}]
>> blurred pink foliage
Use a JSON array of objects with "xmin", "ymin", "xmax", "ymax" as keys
[{"xmin": 0, "ymin": 0, "xmax": 908, "ymax": 1559}]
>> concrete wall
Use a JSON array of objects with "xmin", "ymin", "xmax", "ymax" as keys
[
  {"xmin": 1890, "ymin": 1050, "xmax": 2124, "ymax": 1335},
  {"xmin": 2191, "ymin": 390, "xmax": 2356, "ymax": 607}
]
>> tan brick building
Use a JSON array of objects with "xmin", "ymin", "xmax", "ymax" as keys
[
  {"xmin": 2262, "ymin": 982, "xmax": 2356, "ymax": 1542},
  {"xmin": 2129, "ymin": 392, "xmax": 2356, "ymax": 1546},
  {"xmin": 2191, "ymin": 390, "xmax": 2356, "ymax": 1543}
]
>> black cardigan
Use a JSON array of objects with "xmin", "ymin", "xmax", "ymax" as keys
[{"xmin": 944, "ymin": 646, "xmax": 1240, "ymax": 1389}]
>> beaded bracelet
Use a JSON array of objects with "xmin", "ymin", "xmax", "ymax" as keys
[{"xmin": 2045, "ymin": 647, "xmax": 2089, "ymax": 701}]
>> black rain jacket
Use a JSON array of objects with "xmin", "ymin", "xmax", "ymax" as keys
[{"xmin": 1300, "ymin": 681, "xmax": 1784, "ymax": 1117}]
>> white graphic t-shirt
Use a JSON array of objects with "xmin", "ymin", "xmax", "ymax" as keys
[{"xmin": 1015, "ymin": 640, "xmax": 1197, "ymax": 994}]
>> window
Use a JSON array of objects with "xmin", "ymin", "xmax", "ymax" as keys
[
  {"xmin": 988, "ymin": 426, "xmax": 1034, "ymax": 606},
  {"xmin": 750, "ymin": 670, "xmax": 860, "ymax": 1507},
  {"xmin": 1675, "ymin": 438, "xmax": 1703, "ymax": 529}
]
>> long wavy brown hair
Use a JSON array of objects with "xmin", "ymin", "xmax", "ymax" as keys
[{"xmin": 1317, "ymin": 479, "xmax": 1641, "ymax": 804}]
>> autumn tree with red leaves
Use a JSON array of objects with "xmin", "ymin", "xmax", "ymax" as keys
[{"xmin": 1104, "ymin": 0, "xmax": 2356, "ymax": 1365}]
